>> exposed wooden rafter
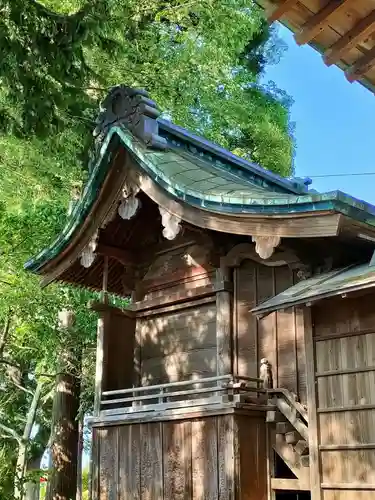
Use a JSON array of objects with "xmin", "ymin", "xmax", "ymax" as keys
[
  {"xmin": 295, "ymin": 0, "xmax": 353, "ymax": 46},
  {"xmin": 267, "ymin": 0, "xmax": 299, "ymax": 23},
  {"xmin": 324, "ymin": 10, "xmax": 375, "ymax": 66},
  {"xmin": 96, "ymin": 243, "xmax": 135, "ymax": 267},
  {"xmin": 346, "ymin": 44, "xmax": 375, "ymax": 82}
]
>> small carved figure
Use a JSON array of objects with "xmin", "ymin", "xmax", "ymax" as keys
[{"xmin": 260, "ymin": 358, "xmax": 273, "ymax": 389}]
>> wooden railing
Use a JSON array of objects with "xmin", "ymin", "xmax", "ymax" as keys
[{"xmin": 100, "ymin": 374, "xmax": 266, "ymax": 417}]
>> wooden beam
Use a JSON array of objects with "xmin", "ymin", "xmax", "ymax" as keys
[
  {"xmin": 324, "ymin": 10, "xmax": 375, "ymax": 66},
  {"xmin": 267, "ymin": 0, "xmax": 299, "ymax": 23},
  {"xmin": 320, "ymin": 443, "xmax": 375, "ymax": 451},
  {"xmin": 96, "ymin": 243, "xmax": 135, "ymax": 266},
  {"xmin": 295, "ymin": 0, "xmax": 352, "ymax": 46},
  {"xmin": 321, "ymin": 483, "xmax": 375, "ymax": 490},
  {"xmin": 271, "ymin": 478, "xmax": 308, "ymax": 491},
  {"xmin": 318, "ymin": 403, "xmax": 375, "ymax": 413},
  {"xmin": 346, "ymin": 45, "xmax": 375, "ymax": 82},
  {"xmin": 316, "ymin": 364, "xmax": 375, "ymax": 378},
  {"xmin": 302, "ymin": 306, "xmax": 322, "ymax": 500}
]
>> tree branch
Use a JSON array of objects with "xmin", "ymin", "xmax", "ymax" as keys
[
  {"xmin": 7, "ymin": 379, "xmax": 34, "ymax": 396},
  {"xmin": 0, "ymin": 422, "xmax": 21, "ymax": 443},
  {"xmin": 0, "ymin": 359, "xmax": 21, "ymax": 370}
]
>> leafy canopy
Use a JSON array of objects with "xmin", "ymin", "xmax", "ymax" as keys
[{"xmin": 0, "ymin": 1, "xmax": 294, "ymax": 496}]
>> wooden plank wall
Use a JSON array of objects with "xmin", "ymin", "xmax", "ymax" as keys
[
  {"xmin": 312, "ymin": 293, "xmax": 375, "ymax": 499},
  {"xmin": 135, "ymin": 242, "xmax": 217, "ymax": 385},
  {"xmin": 235, "ymin": 260, "xmax": 307, "ymax": 403},
  {"xmin": 93, "ymin": 413, "xmax": 267, "ymax": 500},
  {"xmin": 104, "ymin": 311, "xmax": 136, "ymax": 392},
  {"xmin": 137, "ymin": 302, "xmax": 217, "ymax": 385}
]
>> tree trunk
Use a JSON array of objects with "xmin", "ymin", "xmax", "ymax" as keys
[
  {"xmin": 14, "ymin": 382, "xmax": 43, "ymax": 500},
  {"xmin": 25, "ymin": 456, "xmax": 43, "ymax": 500},
  {"xmin": 47, "ymin": 310, "xmax": 81, "ymax": 500}
]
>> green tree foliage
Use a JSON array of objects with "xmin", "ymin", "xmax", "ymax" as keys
[{"xmin": 0, "ymin": 1, "xmax": 294, "ymax": 497}]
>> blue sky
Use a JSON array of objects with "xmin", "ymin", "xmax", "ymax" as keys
[{"xmin": 263, "ymin": 25, "xmax": 375, "ymax": 204}]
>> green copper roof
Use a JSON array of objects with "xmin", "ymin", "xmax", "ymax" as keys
[{"xmin": 24, "ymin": 86, "xmax": 375, "ymax": 275}]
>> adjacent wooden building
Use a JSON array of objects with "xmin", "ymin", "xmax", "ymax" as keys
[
  {"xmin": 26, "ymin": 86, "xmax": 375, "ymax": 499},
  {"xmin": 257, "ymin": 0, "xmax": 375, "ymax": 95}
]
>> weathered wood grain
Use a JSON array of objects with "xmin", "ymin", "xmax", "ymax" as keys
[
  {"xmin": 191, "ymin": 418, "xmax": 218, "ymax": 500},
  {"xmin": 303, "ymin": 306, "xmax": 322, "ymax": 500},
  {"xmin": 218, "ymin": 415, "xmax": 235, "ymax": 500},
  {"xmin": 235, "ymin": 261, "xmax": 258, "ymax": 378},
  {"xmin": 98, "ymin": 427, "xmax": 118, "ymax": 500},
  {"xmin": 237, "ymin": 414, "xmax": 267, "ymax": 500},
  {"xmin": 118, "ymin": 424, "xmax": 141, "ymax": 500},
  {"xmin": 216, "ymin": 266, "xmax": 233, "ymax": 376},
  {"xmin": 139, "ymin": 303, "xmax": 217, "ymax": 384},
  {"xmin": 105, "ymin": 312, "xmax": 136, "ymax": 392},
  {"xmin": 140, "ymin": 422, "xmax": 163, "ymax": 500},
  {"xmin": 163, "ymin": 421, "xmax": 192, "ymax": 500},
  {"xmin": 275, "ymin": 266, "xmax": 297, "ymax": 394},
  {"xmin": 295, "ymin": 306, "xmax": 307, "ymax": 404},
  {"xmin": 257, "ymin": 265, "xmax": 278, "ymax": 386},
  {"xmin": 311, "ymin": 293, "xmax": 375, "ymax": 498},
  {"xmin": 91, "ymin": 428, "xmax": 100, "ymax": 500}
]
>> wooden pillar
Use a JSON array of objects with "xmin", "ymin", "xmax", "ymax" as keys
[
  {"xmin": 93, "ymin": 312, "xmax": 109, "ymax": 416},
  {"xmin": 94, "ymin": 256, "xmax": 109, "ymax": 416},
  {"xmin": 216, "ymin": 264, "xmax": 233, "ymax": 376},
  {"xmin": 302, "ymin": 306, "xmax": 322, "ymax": 500}
]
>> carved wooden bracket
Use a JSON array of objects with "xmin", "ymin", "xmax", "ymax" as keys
[
  {"xmin": 159, "ymin": 207, "xmax": 182, "ymax": 240},
  {"xmin": 118, "ymin": 179, "xmax": 140, "ymax": 220},
  {"xmin": 252, "ymin": 235, "xmax": 281, "ymax": 259},
  {"xmin": 80, "ymin": 231, "xmax": 99, "ymax": 268},
  {"xmin": 222, "ymin": 242, "xmax": 299, "ymax": 268}
]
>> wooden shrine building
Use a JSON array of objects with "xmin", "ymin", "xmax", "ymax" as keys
[
  {"xmin": 257, "ymin": 0, "xmax": 375, "ymax": 95},
  {"xmin": 26, "ymin": 86, "xmax": 375, "ymax": 499}
]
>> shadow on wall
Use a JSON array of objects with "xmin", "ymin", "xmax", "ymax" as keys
[{"xmin": 235, "ymin": 260, "xmax": 306, "ymax": 404}]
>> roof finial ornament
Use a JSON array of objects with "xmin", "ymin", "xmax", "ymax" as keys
[
  {"xmin": 252, "ymin": 235, "xmax": 281, "ymax": 259},
  {"xmin": 159, "ymin": 207, "xmax": 181, "ymax": 240},
  {"xmin": 92, "ymin": 85, "xmax": 167, "ymax": 161}
]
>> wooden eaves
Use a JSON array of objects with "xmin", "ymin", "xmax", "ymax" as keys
[
  {"xmin": 257, "ymin": 0, "xmax": 375, "ymax": 93},
  {"xmin": 24, "ymin": 86, "xmax": 375, "ymax": 295}
]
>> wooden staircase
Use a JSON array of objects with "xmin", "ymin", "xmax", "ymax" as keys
[{"xmin": 267, "ymin": 388, "xmax": 310, "ymax": 492}]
